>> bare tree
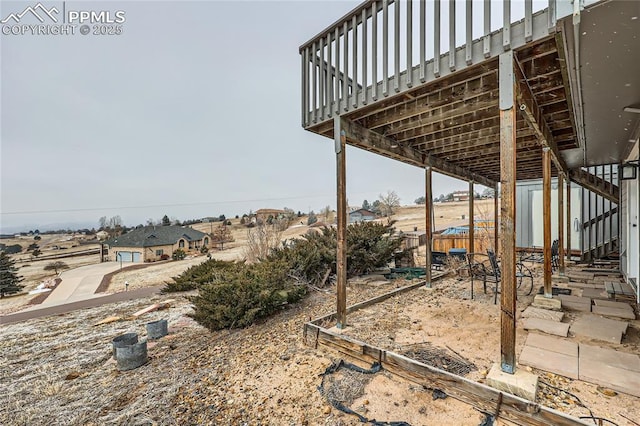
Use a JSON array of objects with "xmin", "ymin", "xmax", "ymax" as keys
[
  {"xmin": 282, "ymin": 207, "xmax": 297, "ymax": 229},
  {"xmin": 321, "ymin": 205, "xmax": 333, "ymax": 223},
  {"xmin": 108, "ymin": 215, "xmax": 122, "ymax": 228},
  {"xmin": 482, "ymin": 187, "xmax": 496, "ymax": 198},
  {"xmin": 243, "ymin": 224, "xmax": 283, "ymax": 263},
  {"xmin": 98, "ymin": 216, "xmax": 108, "ymax": 230},
  {"xmin": 44, "ymin": 261, "xmax": 70, "ymax": 274},
  {"xmin": 378, "ymin": 190, "xmax": 401, "ymax": 217},
  {"xmin": 212, "ymin": 223, "xmax": 234, "ymax": 250}
]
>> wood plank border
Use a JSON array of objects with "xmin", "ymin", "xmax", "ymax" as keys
[
  {"xmin": 304, "ymin": 321, "xmax": 590, "ymax": 426},
  {"xmin": 310, "ymin": 274, "xmax": 444, "ymax": 325},
  {"xmin": 303, "ymin": 271, "xmax": 590, "ymax": 426}
]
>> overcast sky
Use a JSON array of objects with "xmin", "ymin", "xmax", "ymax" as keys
[{"xmin": 1, "ymin": 0, "xmax": 478, "ymax": 233}]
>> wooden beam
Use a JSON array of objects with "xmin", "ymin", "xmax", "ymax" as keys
[
  {"xmin": 364, "ymin": 82, "xmax": 500, "ymax": 130},
  {"xmin": 413, "ymin": 124, "xmax": 530, "ymax": 152},
  {"xmin": 399, "ymin": 113, "xmax": 503, "ymax": 144},
  {"xmin": 425, "ymin": 155, "xmax": 496, "ymax": 189},
  {"xmin": 412, "ymin": 119, "xmax": 533, "ymax": 150},
  {"xmin": 587, "ymin": 186, "xmax": 592, "ymax": 261},
  {"xmin": 558, "ymin": 173, "xmax": 565, "ymax": 274},
  {"xmin": 350, "ymin": 68, "xmax": 499, "ymax": 129},
  {"xmin": 469, "ymin": 181, "xmax": 475, "ymax": 253},
  {"xmin": 304, "ymin": 323, "xmax": 591, "ymax": 426},
  {"xmin": 513, "ymin": 57, "xmax": 567, "ymax": 173},
  {"xmin": 441, "ymin": 138, "xmax": 539, "ymax": 162},
  {"xmin": 339, "ymin": 117, "xmax": 496, "ymax": 188},
  {"xmin": 335, "ymin": 117, "xmax": 347, "ymax": 328},
  {"xmin": 542, "ymin": 147, "xmax": 552, "ymax": 297},
  {"xmin": 499, "ymin": 51, "xmax": 517, "ymax": 374},
  {"xmin": 425, "ymin": 166, "xmax": 433, "ymax": 288},
  {"xmin": 566, "ymin": 179, "xmax": 572, "ymax": 262},
  {"xmin": 494, "ymin": 182, "xmax": 499, "ymax": 254},
  {"xmin": 581, "ymin": 206, "xmax": 618, "ymax": 228},
  {"xmin": 385, "ymin": 101, "xmax": 498, "ymax": 138},
  {"xmin": 309, "ymin": 277, "xmax": 443, "ymax": 325}
]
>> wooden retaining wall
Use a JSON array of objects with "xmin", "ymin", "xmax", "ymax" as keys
[{"xmin": 305, "ymin": 279, "xmax": 590, "ymax": 426}]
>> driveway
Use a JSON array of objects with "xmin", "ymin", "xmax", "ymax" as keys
[
  {"xmin": 0, "ymin": 285, "xmax": 164, "ymax": 325},
  {"xmin": 39, "ymin": 262, "xmax": 125, "ymax": 306}
]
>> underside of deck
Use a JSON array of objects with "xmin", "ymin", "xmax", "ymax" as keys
[
  {"xmin": 299, "ymin": 0, "xmax": 639, "ymax": 393},
  {"xmin": 306, "ymin": 36, "xmax": 577, "ymax": 183}
]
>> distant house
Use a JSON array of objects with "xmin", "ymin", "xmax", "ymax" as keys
[
  {"xmin": 104, "ymin": 225, "xmax": 210, "ymax": 263},
  {"xmin": 452, "ymin": 191, "xmax": 470, "ymax": 202},
  {"xmin": 349, "ymin": 208, "xmax": 377, "ymax": 223},
  {"xmin": 255, "ymin": 208, "xmax": 286, "ymax": 223},
  {"xmin": 96, "ymin": 230, "xmax": 109, "ymax": 241}
]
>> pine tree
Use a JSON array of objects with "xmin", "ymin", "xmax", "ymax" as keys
[{"xmin": 0, "ymin": 252, "xmax": 24, "ymax": 298}]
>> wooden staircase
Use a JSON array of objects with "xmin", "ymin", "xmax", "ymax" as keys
[
  {"xmin": 573, "ymin": 165, "xmax": 620, "ymax": 262},
  {"xmin": 569, "ymin": 168, "xmax": 619, "ymax": 203}
]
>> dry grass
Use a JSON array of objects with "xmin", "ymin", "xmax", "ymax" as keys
[
  {"xmin": 321, "ymin": 368, "xmax": 373, "ymax": 407},
  {"xmin": 2, "ymin": 278, "xmax": 449, "ymax": 425},
  {"xmin": 391, "ymin": 199, "xmax": 495, "ymax": 233},
  {"xmin": 0, "ymin": 294, "xmax": 196, "ymax": 425},
  {"xmin": 1, "ymin": 202, "xmax": 482, "ymax": 310}
]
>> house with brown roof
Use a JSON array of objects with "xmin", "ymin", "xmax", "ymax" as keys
[
  {"xmin": 104, "ymin": 225, "xmax": 210, "ymax": 262},
  {"xmin": 349, "ymin": 208, "xmax": 377, "ymax": 223}
]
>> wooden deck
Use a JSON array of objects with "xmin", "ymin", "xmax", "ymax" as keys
[{"xmin": 308, "ymin": 36, "xmax": 576, "ymax": 183}]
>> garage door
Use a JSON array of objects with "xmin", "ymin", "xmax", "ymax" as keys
[
  {"xmin": 117, "ymin": 251, "xmax": 134, "ymax": 262},
  {"xmin": 132, "ymin": 252, "xmax": 141, "ymax": 262}
]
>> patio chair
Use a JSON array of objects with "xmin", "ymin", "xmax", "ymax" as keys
[
  {"xmin": 431, "ymin": 251, "xmax": 447, "ymax": 271},
  {"xmin": 551, "ymin": 239, "xmax": 559, "ymax": 271},
  {"xmin": 467, "ymin": 250, "xmax": 534, "ymax": 304},
  {"xmin": 466, "ymin": 252, "xmax": 497, "ymax": 301}
]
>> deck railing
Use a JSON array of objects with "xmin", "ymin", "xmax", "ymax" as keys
[
  {"xmin": 580, "ymin": 164, "xmax": 619, "ymax": 261},
  {"xmin": 300, "ymin": 0, "xmax": 581, "ymax": 129}
]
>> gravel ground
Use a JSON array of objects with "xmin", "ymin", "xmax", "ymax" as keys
[
  {"xmin": 3, "ymin": 266, "xmax": 639, "ymax": 426},
  {"xmin": 3, "ymin": 280, "xmax": 465, "ymax": 426}
]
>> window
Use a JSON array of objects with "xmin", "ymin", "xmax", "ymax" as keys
[
  {"xmin": 179, "ymin": 239, "xmax": 185, "ymax": 248},
  {"xmin": 155, "ymin": 249, "xmax": 163, "ymax": 256}
]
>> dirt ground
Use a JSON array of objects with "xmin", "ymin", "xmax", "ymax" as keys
[
  {"xmin": 2, "ymin": 265, "xmax": 638, "ymax": 425},
  {"xmin": 3, "ymin": 202, "xmax": 639, "ymax": 425},
  {"xmin": 339, "ymin": 270, "xmax": 640, "ymax": 425},
  {"xmin": 0, "ymin": 278, "xmax": 465, "ymax": 426}
]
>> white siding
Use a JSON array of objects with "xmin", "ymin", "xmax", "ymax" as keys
[
  {"xmin": 516, "ymin": 179, "xmax": 581, "ymax": 250},
  {"xmin": 622, "ymin": 178, "xmax": 639, "ymax": 302}
]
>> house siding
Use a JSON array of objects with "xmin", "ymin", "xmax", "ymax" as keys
[{"xmin": 106, "ymin": 230, "xmax": 210, "ymax": 263}]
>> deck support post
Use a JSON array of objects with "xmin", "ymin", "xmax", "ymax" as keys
[
  {"xmin": 567, "ymin": 179, "xmax": 572, "ymax": 262},
  {"xmin": 558, "ymin": 173, "xmax": 565, "ymax": 275},
  {"xmin": 494, "ymin": 183, "xmax": 499, "ymax": 254},
  {"xmin": 543, "ymin": 147, "xmax": 553, "ymax": 297},
  {"xmin": 469, "ymin": 181, "xmax": 475, "ymax": 253},
  {"xmin": 425, "ymin": 166, "xmax": 433, "ymax": 287},
  {"xmin": 499, "ymin": 51, "xmax": 517, "ymax": 374},
  {"xmin": 334, "ymin": 117, "xmax": 347, "ymax": 329}
]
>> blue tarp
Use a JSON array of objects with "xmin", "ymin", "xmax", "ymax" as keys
[{"xmin": 440, "ymin": 223, "xmax": 495, "ymax": 235}]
